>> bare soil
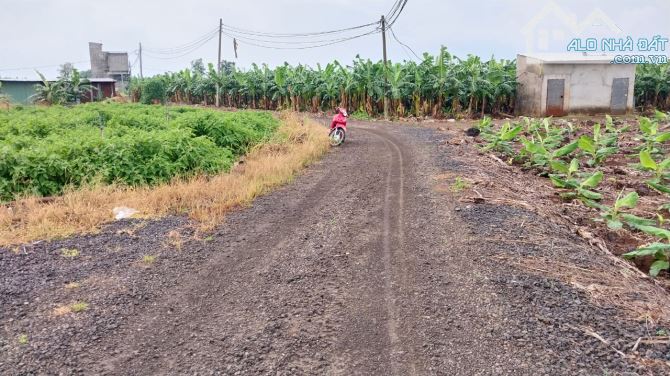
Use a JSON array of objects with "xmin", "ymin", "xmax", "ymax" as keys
[{"xmin": 1, "ymin": 120, "xmax": 669, "ymax": 375}]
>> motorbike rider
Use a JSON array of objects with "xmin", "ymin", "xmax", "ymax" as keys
[{"xmin": 330, "ymin": 107, "xmax": 348, "ymax": 131}]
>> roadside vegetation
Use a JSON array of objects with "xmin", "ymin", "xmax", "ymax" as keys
[
  {"xmin": 0, "ymin": 103, "xmax": 278, "ymax": 201},
  {"xmin": 0, "ymin": 82, "xmax": 10, "ymax": 109},
  {"xmin": 0, "ymin": 112, "xmax": 328, "ymax": 246},
  {"xmin": 476, "ymin": 111, "xmax": 670, "ymax": 277},
  {"xmin": 30, "ymin": 64, "xmax": 95, "ymax": 105}
]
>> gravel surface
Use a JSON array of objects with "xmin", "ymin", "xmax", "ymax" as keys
[{"xmin": 1, "ymin": 121, "xmax": 668, "ymax": 375}]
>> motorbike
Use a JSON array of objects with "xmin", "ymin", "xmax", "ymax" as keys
[{"xmin": 329, "ymin": 108, "xmax": 348, "ymax": 146}]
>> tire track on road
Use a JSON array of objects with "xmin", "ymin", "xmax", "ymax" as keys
[{"xmin": 359, "ymin": 126, "xmax": 417, "ymax": 376}]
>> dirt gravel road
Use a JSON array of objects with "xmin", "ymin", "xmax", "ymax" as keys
[{"xmin": 1, "ymin": 121, "xmax": 667, "ymax": 375}]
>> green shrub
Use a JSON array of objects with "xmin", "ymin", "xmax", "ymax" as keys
[
  {"xmin": 140, "ymin": 77, "xmax": 167, "ymax": 104},
  {"xmin": 0, "ymin": 103, "xmax": 278, "ymax": 200}
]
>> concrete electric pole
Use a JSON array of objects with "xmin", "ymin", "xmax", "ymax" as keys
[
  {"xmin": 381, "ymin": 15, "xmax": 388, "ymax": 120},
  {"xmin": 139, "ymin": 42, "xmax": 143, "ymax": 79},
  {"xmin": 216, "ymin": 18, "xmax": 222, "ymax": 107}
]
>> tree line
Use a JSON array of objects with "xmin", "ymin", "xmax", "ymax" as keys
[
  {"xmin": 131, "ymin": 47, "xmax": 518, "ymax": 118},
  {"xmin": 23, "ymin": 47, "xmax": 670, "ymax": 116}
]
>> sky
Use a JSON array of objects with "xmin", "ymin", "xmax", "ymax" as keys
[{"xmin": 1, "ymin": 0, "xmax": 669, "ymax": 79}]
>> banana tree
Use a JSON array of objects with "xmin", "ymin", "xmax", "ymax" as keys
[
  {"xmin": 429, "ymin": 46, "xmax": 453, "ymax": 118},
  {"xmin": 387, "ymin": 63, "xmax": 410, "ymax": 117},
  {"xmin": 318, "ymin": 63, "xmax": 340, "ymax": 111},
  {"xmin": 31, "ymin": 71, "xmax": 66, "ymax": 105}
]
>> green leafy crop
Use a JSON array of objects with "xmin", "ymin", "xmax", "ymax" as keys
[
  {"xmin": 637, "ymin": 116, "xmax": 670, "ymax": 153},
  {"xmin": 638, "ymin": 150, "xmax": 670, "ymax": 193},
  {"xmin": 481, "ymin": 122, "xmax": 523, "ymax": 155},
  {"xmin": 588, "ymin": 191, "xmax": 655, "ymax": 230},
  {"xmin": 0, "ymin": 103, "xmax": 278, "ymax": 201},
  {"xmin": 577, "ymin": 123, "xmax": 618, "ymax": 166},
  {"xmin": 550, "ymin": 166, "xmax": 604, "ymax": 202},
  {"xmin": 624, "ymin": 225, "xmax": 670, "ymax": 277}
]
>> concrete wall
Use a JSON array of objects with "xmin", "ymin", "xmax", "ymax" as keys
[
  {"xmin": 89, "ymin": 43, "xmax": 129, "ymax": 93},
  {"xmin": 107, "ymin": 53, "xmax": 129, "ymax": 74},
  {"xmin": 89, "ymin": 42, "xmax": 107, "ymax": 78},
  {"xmin": 516, "ymin": 55, "xmax": 636, "ymax": 116},
  {"xmin": 542, "ymin": 63, "xmax": 635, "ymax": 114},
  {"xmin": 0, "ymin": 81, "xmax": 41, "ymax": 104},
  {"xmin": 515, "ymin": 56, "xmax": 544, "ymax": 116}
]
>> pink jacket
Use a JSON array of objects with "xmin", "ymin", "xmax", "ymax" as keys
[{"xmin": 330, "ymin": 112, "xmax": 347, "ymax": 129}]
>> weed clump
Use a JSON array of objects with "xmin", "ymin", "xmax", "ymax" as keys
[
  {"xmin": 450, "ymin": 177, "xmax": 470, "ymax": 193},
  {"xmin": 60, "ymin": 248, "xmax": 79, "ymax": 258},
  {"xmin": 18, "ymin": 334, "xmax": 28, "ymax": 345},
  {"xmin": 70, "ymin": 302, "xmax": 89, "ymax": 313}
]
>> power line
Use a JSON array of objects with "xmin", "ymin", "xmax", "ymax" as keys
[
  {"xmin": 143, "ymin": 27, "xmax": 218, "ymax": 54},
  {"xmin": 143, "ymin": 33, "xmax": 218, "ymax": 60},
  {"xmin": 220, "ymin": 21, "xmax": 381, "ymax": 48},
  {"xmin": 127, "ymin": 0, "xmax": 409, "ymax": 71},
  {"xmin": 220, "ymin": 25, "xmax": 380, "ymax": 45},
  {"xmin": 386, "ymin": 0, "xmax": 403, "ymax": 20},
  {"xmin": 129, "ymin": 53, "xmax": 140, "ymax": 69},
  {"xmin": 389, "ymin": 26, "xmax": 420, "ymax": 60},
  {"xmin": 220, "ymin": 21, "xmax": 380, "ymax": 39},
  {"xmin": 0, "ymin": 60, "xmax": 88, "ymax": 72},
  {"xmin": 216, "ymin": 0, "xmax": 406, "ymax": 42},
  {"xmin": 226, "ymin": 29, "xmax": 380, "ymax": 50},
  {"xmin": 226, "ymin": 24, "xmax": 379, "ymax": 45},
  {"xmin": 387, "ymin": 0, "xmax": 409, "ymax": 27}
]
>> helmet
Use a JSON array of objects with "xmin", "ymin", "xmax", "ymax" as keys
[{"xmin": 338, "ymin": 107, "xmax": 348, "ymax": 117}]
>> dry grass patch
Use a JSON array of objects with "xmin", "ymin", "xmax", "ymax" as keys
[
  {"xmin": 53, "ymin": 305, "xmax": 72, "ymax": 316},
  {"xmin": 53, "ymin": 301, "xmax": 89, "ymax": 316},
  {"xmin": 64, "ymin": 282, "xmax": 81, "ymax": 289},
  {"xmin": 115, "ymin": 222, "xmax": 147, "ymax": 237},
  {"xmin": 166, "ymin": 230, "xmax": 183, "ymax": 251},
  {"xmin": 498, "ymin": 254, "xmax": 670, "ymax": 325},
  {"xmin": 0, "ymin": 113, "xmax": 329, "ymax": 246}
]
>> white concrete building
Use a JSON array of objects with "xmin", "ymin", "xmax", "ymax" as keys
[{"xmin": 516, "ymin": 53, "xmax": 636, "ymax": 116}]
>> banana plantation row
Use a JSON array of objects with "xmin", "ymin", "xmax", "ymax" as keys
[
  {"xmin": 26, "ymin": 47, "xmax": 670, "ymax": 117},
  {"xmin": 132, "ymin": 47, "xmax": 514, "ymax": 117}
]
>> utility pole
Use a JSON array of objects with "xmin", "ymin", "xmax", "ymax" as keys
[
  {"xmin": 381, "ymin": 15, "xmax": 388, "ymax": 120},
  {"xmin": 216, "ymin": 18, "xmax": 222, "ymax": 107},
  {"xmin": 139, "ymin": 42, "xmax": 144, "ymax": 79}
]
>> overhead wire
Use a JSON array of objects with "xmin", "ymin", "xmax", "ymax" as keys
[
  {"xmin": 129, "ymin": 52, "xmax": 140, "ymax": 69},
  {"xmin": 220, "ymin": 21, "xmax": 379, "ymax": 39},
  {"xmin": 220, "ymin": 23, "xmax": 380, "ymax": 45},
  {"xmin": 389, "ymin": 25, "xmax": 421, "ymax": 60},
  {"xmin": 138, "ymin": 0, "xmax": 407, "ymax": 54},
  {"xmin": 130, "ymin": 0, "xmax": 409, "ymax": 65},
  {"xmin": 143, "ymin": 27, "xmax": 218, "ymax": 55},
  {"xmin": 0, "ymin": 60, "xmax": 88, "ymax": 73},
  {"xmin": 225, "ymin": 29, "xmax": 381, "ymax": 50},
  {"xmin": 143, "ymin": 32, "xmax": 218, "ymax": 60},
  {"xmin": 386, "ymin": 0, "xmax": 403, "ymax": 21},
  {"xmin": 387, "ymin": 0, "xmax": 408, "ymax": 27}
]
